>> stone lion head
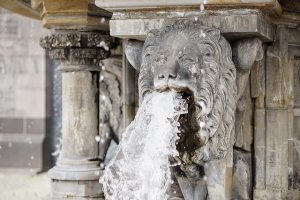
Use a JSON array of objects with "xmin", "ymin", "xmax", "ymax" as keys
[{"xmin": 138, "ymin": 20, "xmax": 237, "ymax": 165}]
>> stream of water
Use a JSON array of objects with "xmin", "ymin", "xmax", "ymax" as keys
[{"xmin": 101, "ymin": 91, "xmax": 188, "ymax": 200}]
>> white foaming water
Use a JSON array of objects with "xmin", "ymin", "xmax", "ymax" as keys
[{"xmin": 101, "ymin": 91, "xmax": 187, "ymax": 200}]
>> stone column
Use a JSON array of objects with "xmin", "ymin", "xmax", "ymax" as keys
[{"xmin": 41, "ymin": 32, "xmax": 115, "ymax": 199}]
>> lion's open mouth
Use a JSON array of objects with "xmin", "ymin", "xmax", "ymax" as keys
[
  {"xmin": 177, "ymin": 93, "xmax": 202, "ymax": 158},
  {"xmin": 159, "ymin": 87, "xmax": 204, "ymax": 166}
]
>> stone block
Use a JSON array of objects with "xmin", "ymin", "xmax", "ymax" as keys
[
  {"xmin": 110, "ymin": 10, "xmax": 274, "ymax": 41},
  {"xmin": 51, "ymin": 179, "xmax": 104, "ymax": 199},
  {"xmin": 0, "ymin": 133, "xmax": 47, "ymax": 170},
  {"xmin": 0, "ymin": 118, "xmax": 23, "ymax": 134},
  {"xmin": 265, "ymin": 109, "xmax": 289, "ymax": 194},
  {"xmin": 232, "ymin": 149, "xmax": 252, "ymax": 200},
  {"xmin": 266, "ymin": 47, "xmax": 285, "ymax": 108}
]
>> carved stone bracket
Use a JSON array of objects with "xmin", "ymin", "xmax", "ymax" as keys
[{"xmin": 231, "ymin": 37, "xmax": 264, "ymax": 200}]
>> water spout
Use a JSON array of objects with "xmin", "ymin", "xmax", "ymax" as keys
[{"xmin": 101, "ymin": 91, "xmax": 188, "ymax": 200}]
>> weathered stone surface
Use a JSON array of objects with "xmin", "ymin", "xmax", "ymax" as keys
[
  {"xmin": 40, "ymin": 32, "xmax": 117, "ymax": 69},
  {"xmin": 124, "ymin": 39, "xmax": 144, "ymax": 70},
  {"xmin": 41, "ymin": 0, "xmax": 111, "ymax": 31},
  {"xmin": 232, "ymin": 38, "xmax": 263, "ymax": 100},
  {"xmin": 234, "ymin": 83, "xmax": 253, "ymax": 152},
  {"xmin": 288, "ymin": 46, "xmax": 300, "ymax": 199},
  {"xmin": 99, "ymin": 57, "xmax": 123, "ymax": 162},
  {"xmin": 51, "ymin": 179, "xmax": 105, "ymax": 199},
  {"xmin": 110, "ymin": 10, "xmax": 274, "ymax": 42},
  {"xmin": 0, "ymin": 134, "xmax": 46, "ymax": 169},
  {"xmin": 254, "ymin": 27, "xmax": 300, "ymax": 200},
  {"xmin": 59, "ymin": 72, "xmax": 99, "ymax": 161},
  {"xmin": 265, "ymin": 109, "xmax": 289, "ymax": 196},
  {"xmin": 232, "ymin": 149, "xmax": 252, "ymax": 200},
  {"xmin": 266, "ymin": 27, "xmax": 293, "ymax": 109},
  {"xmin": 254, "ymin": 109, "xmax": 266, "ymax": 190},
  {"xmin": 96, "ymin": 0, "xmax": 282, "ymax": 16},
  {"xmin": 251, "ymin": 58, "xmax": 265, "ymax": 99},
  {"xmin": 123, "ymin": 52, "xmax": 138, "ymax": 125}
]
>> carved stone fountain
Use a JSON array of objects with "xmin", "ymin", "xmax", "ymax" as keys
[{"xmin": 0, "ymin": 0, "xmax": 300, "ymax": 200}]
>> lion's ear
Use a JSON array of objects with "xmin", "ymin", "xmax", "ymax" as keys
[
  {"xmin": 206, "ymin": 28, "xmax": 221, "ymax": 41},
  {"xmin": 124, "ymin": 39, "xmax": 144, "ymax": 70}
]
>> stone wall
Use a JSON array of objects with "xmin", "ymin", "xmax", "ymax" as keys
[{"xmin": 0, "ymin": 8, "xmax": 52, "ymax": 171}]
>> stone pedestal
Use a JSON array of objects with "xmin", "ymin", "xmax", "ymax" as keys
[{"xmin": 41, "ymin": 32, "xmax": 115, "ymax": 199}]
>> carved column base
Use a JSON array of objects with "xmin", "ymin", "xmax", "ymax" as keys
[{"xmin": 50, "ymin": 168, "xmax": 104, "ymax": 199}]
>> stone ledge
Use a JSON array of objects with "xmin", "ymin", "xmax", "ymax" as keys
[
  {"xmin": 110, "ymin": 10, "xmax": 274, "ymax": 41},
  {"xmin": 96, "ymin": 0, "xmax": 281, "ymax": 13}
]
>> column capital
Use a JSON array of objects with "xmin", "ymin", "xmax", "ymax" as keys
[{"xmin": 40, "ymin": 32, "xmax": 118, "ymax": 71}]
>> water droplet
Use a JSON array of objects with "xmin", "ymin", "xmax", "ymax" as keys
[
  {"xmin": 100, "ymin": 75, "xmax": 104, "ymax": 82},
  {"xmin": 30, "ymin": 156, "xmax": 34, "ymax": 160},
  {"xmin": 200, "ymin": 4, "xmax": 204, "ymax": 12},
  {"xmin": 95, "ymin": 136, "xmax": 101, "ymax": 142},
  {"xmin": 100, "ymin": 17, "xmax": 106, "ymax": 24},
  {"xmin": 194, "ymin": 16, "xmax": 199, "ymax": 21},
  {"xmin": 200, "ymin": 0, "xmax": 207, "ymax": 12},
  {"xmin": 200, "ymin": 121, "xmax": 205, "ymax": 127},
  {"xmin": 8, "ymin": 142, "xmax": 12, "ymax": 148},
  {"xmin": 100, "ymin": 163, "xmax": 105, "ymax": 169},
  {"xmin": 200, "ymin": 30, "xmax": 206, "ymax": 38},
  {"xmin": 99, "ymin": 41, "xmax": 109, "ymax": 51},
  {"xmin": 100, "ymin": 138, "xmax": 106, "ymax": 144}
]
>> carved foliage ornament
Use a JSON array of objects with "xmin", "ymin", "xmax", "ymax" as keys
[
  {"xmin": 138, "ymin": 20, "xmax": 237, "ymax": 164},
  {"xmin": 40, "ymin": 32, "xmax": 118, "ymax": 68}
]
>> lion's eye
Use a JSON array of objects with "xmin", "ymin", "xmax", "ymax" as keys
[
  {"xmin": 155, "ymin": 55, "xmax": 167, "ymax": 64},
  {"xmin": 182, "ymin": 57, "xmax": 194, "ymax": 62},
  {"xmin": 203, "ymin": 50, "xmax": 213, "ymax": 58}
]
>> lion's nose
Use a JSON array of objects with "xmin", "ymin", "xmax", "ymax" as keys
[{"xmin": 158, "ymin": 73, "xmax": 177, "ymax": 80}]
